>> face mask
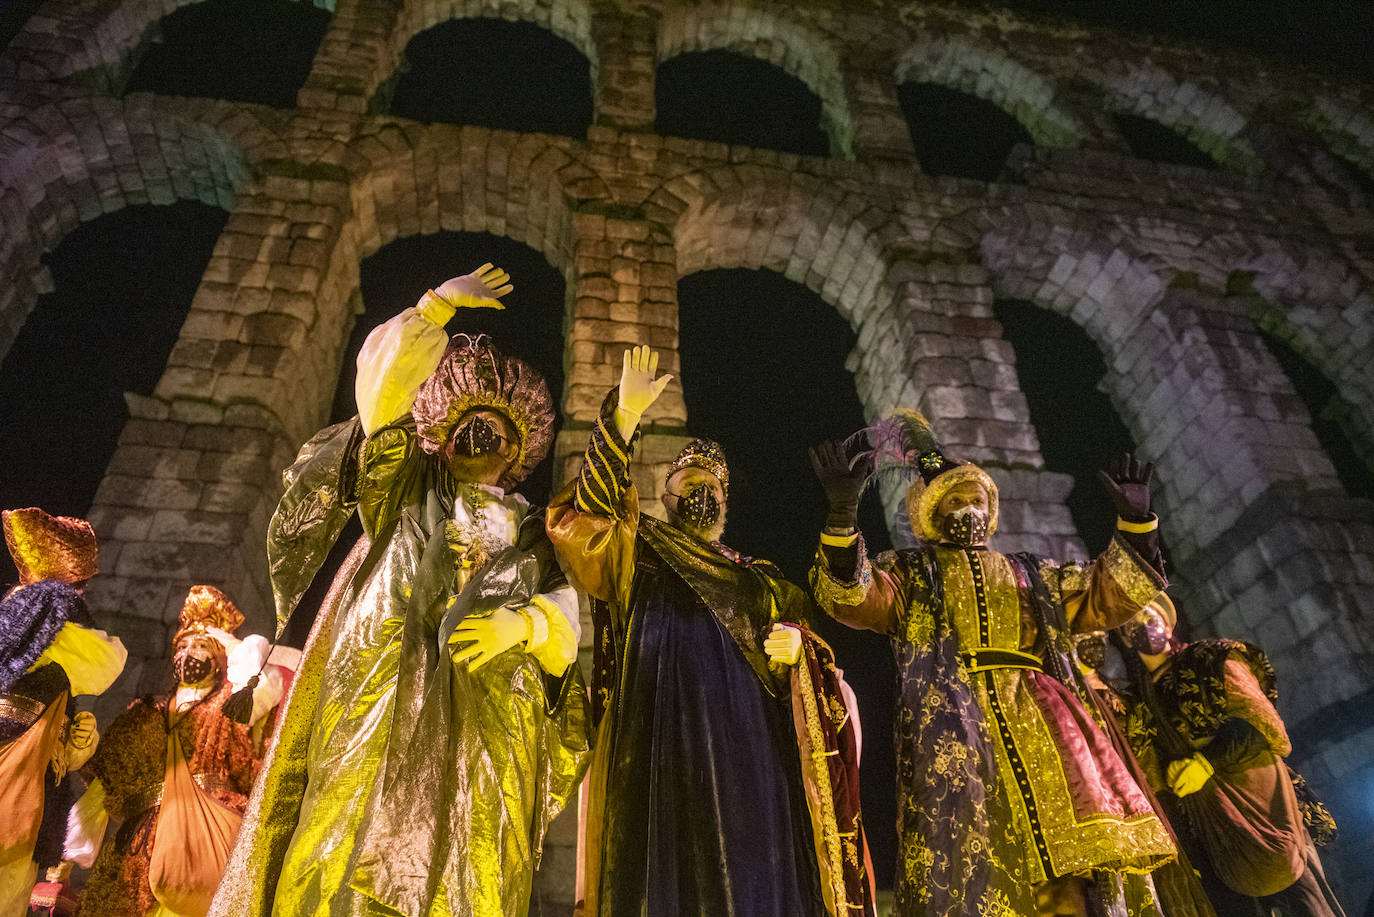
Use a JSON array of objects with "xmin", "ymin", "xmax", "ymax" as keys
[
  {"xmin": 1124, "ymin": 619, "xmax": 1170, "ymax": 656},
  {"xmin": 173, "ymin": 651, "xmax": 217, "ymax": 688},
  {"xmin": 668, "ymin": 484, "xmax": 721, "ymax": 530},
  {"xmin": 940, "ymin": 505, "xmax": 989, "ymax": 547},
  {"xmin": 452, "ymin": 415, "xmax": 505, "ymax": 458},
  {"xmin": 1076, "ymin": 634, "xmax": 1107, "ymax": 671}
]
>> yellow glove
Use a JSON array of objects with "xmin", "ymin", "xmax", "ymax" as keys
[
  {"xmin": 64, "ymin": 711, "xmax": 99, "ymax": 771},
  {"xmin": 764, "ymin": 623, "xmax": 803, "ymax": 667},
  {"xmin": 1167, "ymin": 753, "xmax": 1214, "ymax": 797},
  {"xmin": 448, "ymin": 606, "xmax": 531, "ymax": 672},
  {"xmin": 421, "ymin": 263, "xmax": 514, "ymax": 325},
  {"xmin": 615, "ymin": 345, "xmax": 673, "ymax": 441}
]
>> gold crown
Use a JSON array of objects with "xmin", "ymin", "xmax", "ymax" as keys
[
  {"xmin": 667, "ymin": 439, "xmax": 730, "ymax": 499},
  {"xmin": 177, "ymin": 585, "xmax": 244, "ymax": 637}
]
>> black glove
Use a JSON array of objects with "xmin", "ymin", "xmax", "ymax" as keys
[
  {"xmin": 1096, "ymin": 453, "xmax": 1154, "ymax": 522},
  {"xmin": 809, "ymin": 440, "xmax": 867, "ymax": 530}
]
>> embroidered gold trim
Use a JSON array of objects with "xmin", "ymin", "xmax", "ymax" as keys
[
  {"xmin": 0, "ymin": 694, "xmax": 46, "ymax": 726},
  {"xmin": 1104, "ymin": 536, "xmax": 1167, "ymax": 605},
  {"xmin": 796, "ymin": 655, "xmax": 851, "ymax": 915},
  {"xmin": 809, "ymin": 552, "xmax": 872, "ymax": 609}
]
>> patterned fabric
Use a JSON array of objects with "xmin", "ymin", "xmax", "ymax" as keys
[
  {"xmin": 572, "ymin": 393, "xmax": 638, "ymax": 518},
  {"xmin": 883, "ymin": 546, "xmax": 1032, "ymax": 917},
  {"xmin": 1122, "ymin": 639, "xmax": 1338, "ymax": 848},
  {"xmin": 813, "ymin": 534, "xmax": 1174, "ymax": 916},
  {"xmin": 790, "ymin": 627, "xmax": 877, "ymax": 917}
]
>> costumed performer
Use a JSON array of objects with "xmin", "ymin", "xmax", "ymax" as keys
[
  {"xmin": 210, "ymin": 264, "xmax": 590, "ymax": 917},
  {"xmin": 0, "ymin": 508, "xmax": 125, "ymax": 916},
  {"xmin": 1075, "ymin": 630, "xmax": 1217, "ymax": 917},
  {"xmin": 1113, "ymin": 594, "xmax": 1345, "ymax": 916},
  {"xmin": 547, "ymin": 346, "xmax": 875, "ymax": 917},
  {"xmin": 809, "ymin": 419, "xmax": 1177, "ymax": 917},
  {"xmin": 67, "ymin": 585, "xmax": 283, "ymax": 917}
]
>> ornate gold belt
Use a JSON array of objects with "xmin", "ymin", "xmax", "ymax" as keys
[
  {"xmin": 961, "ymin": 648, "xmax": 1043, "ymax": 673},
  {"xmin": 0, "ymin": 694, "xmax": 46, "ymax": 728}
]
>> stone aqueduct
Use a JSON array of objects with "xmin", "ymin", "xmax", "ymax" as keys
[{"xmin": 3, "ymin": 0, "xmax": 1373, "ymax": 902}]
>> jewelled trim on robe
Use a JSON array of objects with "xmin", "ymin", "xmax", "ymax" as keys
[
  {"xmin": 1102, "ymin": 536, "xmax": 1166, "ymax": 606},
  {"xmin": 573, "ymin": 402, "xmax": 639, "ymax": 517},
  {"xmin": 964, "ymin": 548, "xmax": 1056, "ymax": 879},
  {"xmin": 794, "ymin": 647, "xmax": 849, "ymax": 912},
  {"xmin": 0, "ymin": 693, "xmax": 46, "ymax": 728},
  {"xmin": 809, "ymin": 536, "xmax": 874, "ymax": 612}
]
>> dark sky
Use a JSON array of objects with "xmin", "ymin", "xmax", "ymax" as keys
[{"xmin": 5, "ymin": 0, "xmax": 1372, "ymax": 79}]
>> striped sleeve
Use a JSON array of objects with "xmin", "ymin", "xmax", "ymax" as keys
[{"xmin": 573, "ymin": 393, "xmax": 638, "ymax": 517}]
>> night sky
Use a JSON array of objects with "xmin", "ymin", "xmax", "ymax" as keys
[{"xmin": 2, "ymin": 0, "xmax": 1372, "ymax": 892}]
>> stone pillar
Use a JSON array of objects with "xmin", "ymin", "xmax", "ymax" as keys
[
  {"xmin": 296, "ymin": 0, "xmax": 398, "ymax": 112},
  {"xmin": 84, "ymin": 169, "xmax": 359, "ymax": 718},
  {"xmin": 590, "ymin": 6, "xmax": 656, "ymax": 130},
  {"xmin": 846, "ymin": 66, "xmax": 918, "ymax": 161}
]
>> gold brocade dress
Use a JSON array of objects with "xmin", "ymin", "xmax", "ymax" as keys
[
  {"xmin": 932, "ymin": 546, "xmax": 1173, "ymax": 882},
  {"xmin": 813, "ymin": 534, "xmax": 1175, "ymax": 916}
]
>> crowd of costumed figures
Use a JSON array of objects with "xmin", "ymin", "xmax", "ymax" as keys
[{"xmin": 1, "ymin": 264, "xmax": 1345, "ymax": 917}]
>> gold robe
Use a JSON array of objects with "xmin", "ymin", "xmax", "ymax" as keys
[{"xmin": 210, "ymin": 421, "xmax": 589, "ymax": 917}]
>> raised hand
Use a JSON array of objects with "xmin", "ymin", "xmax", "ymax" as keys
[
  {"xmin": 434, "ymin": 263, "xmax": 514, "ymax": 312},
  {"xmin": 1096, "ymin": 452, "xmax": 1154, "ymax": 522},
  {"xmin": 615, "ymin": 346, "xmax": 672, "ymax": 440},
  {"xmin": 809, "ymin": 439, "xmax": 867, "ymax": 529},
  {"xmin": 448, "ymin": 606, "xmax": 529, "ymax": 672},
  {"xmin": 764, "ymin": 623, "xmax": 803, "ymax": 667}
]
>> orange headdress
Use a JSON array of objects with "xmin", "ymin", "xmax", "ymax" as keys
[
  {"xmin": 2, "ymin": 507, "xmax": 99, "ymax": 586},
  {"xmin": 174, "ymin": 585, "xmax": 244, "ymax": 645}
]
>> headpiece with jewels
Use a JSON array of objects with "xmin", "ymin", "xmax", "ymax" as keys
[
  {"xmin": 175, "ymin": 585, "xmax": 244, "ymax": 644},
  {"xmin": 667, "ymin": 438, "xmax": 730, "ymax": 499},
  {"xmin": 3, "ymin": 507, "xmax": 98, "ymax": 586},
  {"xmin": 411, "ymin": 333, "xmax": 555, "ymax": 490},
  {"xmin": 849, "ymin": 409, "xmax": 999, "ymax": 542}
]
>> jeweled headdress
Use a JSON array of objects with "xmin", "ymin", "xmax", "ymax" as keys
[
  {"xmin": 175, "ymin": 585, "xmax": 244, "ymax": 644},
  {"xmin": 411, "ymin": 333, "xmax": 554, "ymax": 490},
  {"xmin": 667, "ymin": 438, "xmax": 730, "ymax": 499},
  {"xmin": 850, "ymin": 410, "xmax": 999, "ymax": 542},
  {"xmin": 2, "ymin": 507, "xmax": 98, "ymax": 585}
]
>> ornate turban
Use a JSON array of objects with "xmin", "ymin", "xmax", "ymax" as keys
[
  {"xmin": 3, "ymin": 507, "xmax": 98, "ymax": 586},
  {"xmin": 855, "ymin": 410, "xmax": 999, "ymax": 542},
  {"xmin": 411, "ymin": 333, "xmax": 555, "ymax": 491}
]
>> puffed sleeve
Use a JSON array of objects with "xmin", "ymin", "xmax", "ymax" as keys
[
  {"xmin": 1055, "ymin": 533, "xmax": 1167, "ymax": 633},
  {"xmin": 546, "ymin": 393, "xmax": 641, "ymax": 607},
  {"xmin": 355, "ymin": 304, "xmax": 450, "ymax": 435},
  {"xmin": 810, "ymin": 532, "xmax": 903, "ymax": 635}
]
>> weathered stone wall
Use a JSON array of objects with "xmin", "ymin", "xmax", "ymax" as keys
[{"xmin": 3, "ymin": 0, "xmax": 1372, "ymax": 906}]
